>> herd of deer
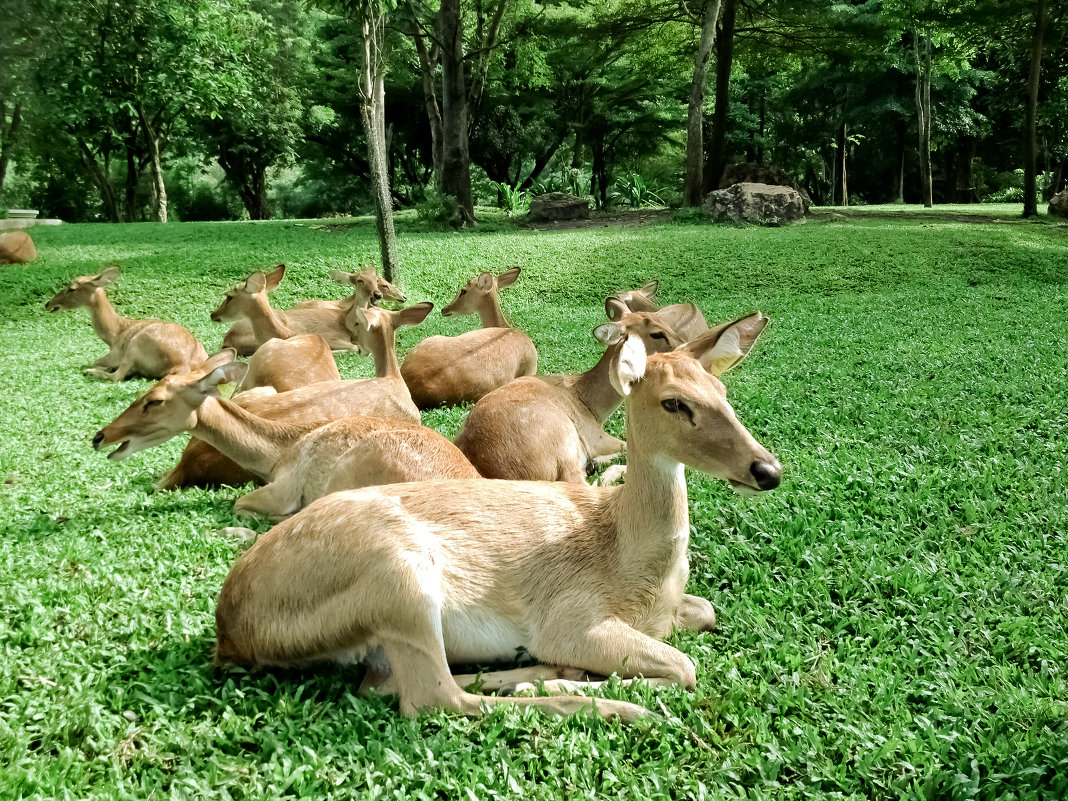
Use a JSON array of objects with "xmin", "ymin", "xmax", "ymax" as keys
[{"xmin": 46, "ymin": 262, "xmax": 782, "ymax": 722}]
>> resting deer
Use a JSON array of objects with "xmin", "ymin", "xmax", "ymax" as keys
[
  {"xmin": 292, "ymin": 267, "xmax": 405, "ymax": 311},
  {"xmin": 454, "ymin": 297, "xmax": 681, "ymax": 483},
  {"xmin": 95, "ymin": 352, "xmax": 478, "ymax": 518},
  {"xmin": 214, "ymin": 312, "xmax": 781, "ymax": 722},
  {"xmin": 614, "ymin": 280, "xmax": 709, "ymax": 341},
  {"xmin": 158, "ymin": 304, "xmax": 428, "ymax": 490},
  {"xmin": 400, "ymin": 267, "xmax": 538, "ymax": 408},
  {"xmin": 217, "ymin": 266, "xmax": 401, "ymax": 356},
  {"xmin": 45, "ymin": 266, "xmax": 208, "ymax": 380},
  {"xmin": 235, "ymin": 334, "xmax": 340, "ymax": 395}
]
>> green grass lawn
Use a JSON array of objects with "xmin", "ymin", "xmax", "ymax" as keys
[{"xmin": 1, "ymin": 209, "xmax": 1067, "ymax": 799}]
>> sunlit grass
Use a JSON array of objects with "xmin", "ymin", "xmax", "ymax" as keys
[{"xmin": 1, "ymin": 211, "xmax": 1066, "ymax": 798}]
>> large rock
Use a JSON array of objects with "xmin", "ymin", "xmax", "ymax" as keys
[
  {"xmin": 704, "ymin": 182, "xmax": 809, "ymax": 226},
  {"xmin": 527, "ymin": 192, "xmax": 590, "ymax": 223},
  {"xmin": 1050, "ymin": 190, "xmax": 1068, "ymax": 218},
  {"xmin": 0, "ymin": 231, "xmax": 36, "ymax": 264}
]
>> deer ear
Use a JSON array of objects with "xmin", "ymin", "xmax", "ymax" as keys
[
  {"xmin": 329, "ymin": 270, "xmax": 354, "ymax": 285},
  {"xmin": 593, "ymin": 321, "xmax": 625, "ymax": 345},
  {"xmin": 201, "ymin": 349, "xmax": 237, "ymax": 373},
  {"xmin": 605, "ymin": 296, "xmax": 629, "ymax": 321},
  {"xmin": 197, "ymin": 362, "xmax": 248, "ymax": 393},
  {"xmin": 245, "ymin": 272, "xmax": 267, "ymax": 294},
  {"xmin": 351, "ymin": 306, "xmax": 371, "ymax": 330},
  {"xmin": 476, "ymin": 271, "xmax": 495, "ymax": 291},
  {"xmin": 678, "ymin": 312, "xmax": 768, "ymax": 376},
  {"xmin": 264, "ymin": 264, "xmax": 286, "ymax": 290},
  {"xmin": 640, "ymin": 280, "xmax": 659, "ymax": 298},
  {"xmin": 496, "ymin": 267, "xmax": 521, "ymax": 289},
  {"xmin": 609, "ymin": 335, "xmax": 647, "ymax": 396},
  {"xmin": 393, "ymin": 301, "xmax": 434, "ymax": 328},
  {"xmin": 91, "ymin": 266, "xmax": 121, "ymax": 287}
]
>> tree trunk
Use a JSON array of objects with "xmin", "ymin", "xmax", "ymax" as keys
[
  {"xmin": 124, "ymin": 140, "xmax": 139, "ymax": 221},
  {"xmin": 705, "ymin": 0, "xmax": 736, "ymax": 193},
  {"xmin": 954, "ymin": 135, "xmax": 977, "ymax": 203},
  {"xmin": 835, "ymin": 121, "xmax": 848, "ymax": 207},
  {"xmin": 683, "ymin": 0, "xmax": 722, "ymax": 207},
  {"xmin": 439, "ymin": 0, "xmax": 475, "ymax": 225},
  {"xmin": 591, "ymin": 137, "xmax": 607, "ymax": 209},
  {"xmin": 913, "ymin": 30, "xmax": 933, "ymax": 208},
  {"xmin": 78, "ymin": 138, "xmax": 123, "ymax": 222},
  {"xmin": 137, "ymin": 105, "xmax": 168, "ymax": 223},
  {"xmin": 1023, "ymin": 0, "xmax": 1048, "ymax": 218},
  {"xmin": 0, "ymin": 101, "xmax": 21, "ymax": 196},
  {"xmin": 894, "ymin": 121, "xmax": 906, "ymax": 203},
  {"xmin": 358, "ymin": 9, "xmax": 400, "ymax": 281},
  {"xmin": 412, "ymin": 29, "xmax": 443, "ymax": 188}
]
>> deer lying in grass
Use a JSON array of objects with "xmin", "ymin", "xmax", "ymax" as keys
[
  {"xmin": 235, "ymin": 334, "xmax": 340, "ymax": 395},
  {"xmin": 158, "ymin": 304, "xmax": 429, "ymax": 490},
  {"xmin": 454, "ymin": 298, "xmax": 680, "ymax": 483},
  {"xmin": 614, "ymin": 280, "xmax": 709, "ymax": 341},
  {"xmin": 292, "ymin": 267, "xmax": 405, "ymax": 311},
  {"xmin": 400, "ymin": 267, "xmax": 538, "ymax": 408},
  {"xmin": 218, "ymin": 266, "xmax": 404, "ymax": 356},
  {"xmin": 214, "ymin": 313, "xmax": 780, "ymax": 721},
  {"xmin": 45, "ymin": 266, "xmax": 208, "ymax": 380},
  {"xmin": 95, "ymin": 352, "xmax": 478, "ymax": 518}
]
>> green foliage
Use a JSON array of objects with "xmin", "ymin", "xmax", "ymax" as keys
[
  {"xmin": 488, "ymin": 180, "xmax": 531, "ymax": 216},
  {"xmin": 606, "ymin": 173, "xmax": 666, "ymax": 208},
  {"xmin": 2, "ymin": 211, "xmax": 1067, "ymax": 797},
  {"xmin": 414, "ymin": 185, "xmax": 461, "ymax": 229}
]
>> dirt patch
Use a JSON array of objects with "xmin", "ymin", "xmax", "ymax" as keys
[
  {"xmin": 520, "ymin": 209, "xmax": 674, "ymax": 231},
  {"xmin": 809, "ymin": 209, "xmax": 1058, "ymax": 225}
]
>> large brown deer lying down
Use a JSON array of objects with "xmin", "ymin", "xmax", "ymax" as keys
[
  {"xmin": 158, "ymin": 304, "xmax": 428, "ymax": 490},
  {"xmin": 454, "ymin": 297, "xmax": 681, "ymax": 483},
  {"xmin": 400, "ymin": 267, "xmax": 538, "ymax": 408},
  {"xmin": 217, "ymin": 266, "xmax": 403, "ymax": 356},
  {"xmin": 614, "ymin": 280, "xmax": 709, "ymax": 341},
  {"xmin": 235, "ymin": 333, "xmax": 340, "ymax": 395},
  {"xmin": 94, "ymin": 352, "xmax": 478, "ymax": 518},
  {"xmin": 45, "ymin": 266, "xmax": 208, "ymax": 380},
  {"xmin": 214, "ymin": 313, "xmax": 781, "ymax": 722},
  {"xmin": 292, "ymin": 267, "xmax": 405, "ymax": 311}
]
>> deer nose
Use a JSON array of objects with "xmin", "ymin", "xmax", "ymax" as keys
[
  {"xmin": 92, "ymin": 431, "xmax": 105, "ymax": 450},
  {"xmin": 750, "ymin": 460, "xmax": 781, "ymax": 491}
]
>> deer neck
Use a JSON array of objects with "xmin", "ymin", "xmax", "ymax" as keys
[
  {"xmin": 246, "ymin": 295, "xmax": 294, "ymax": 342},
  {"xmin": 368, "ymin": 329, "xmax": 402, "ymax": 378},
  {"xmin": 476, "ymin": 294, "xmax": 510, "ymax": 328},
  {"xmin": 193, "ymin": 397, "xmax": 305, "ymax": 481},
  {"xmin": 87, "ymin": 289, "xmax": 129, "ymax": 345},
  {"xmin": 573, "ymin": 344, "xmax": 624, "ymax": 423},
  {"xmin": 611, "ymin": 426, "xmax": 690, "ymax": 588}
]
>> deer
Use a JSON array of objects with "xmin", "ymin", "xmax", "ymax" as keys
[
  {"xmin": 158, "ymin": 302, "xmax": 431, "ymax": 490},
  {"xmin": 44, "ymin": 266, "xmax": 208, "ymax": 380},
  {"xmin": 235, "ymin": 334, "xmax": 340, "ymax": 395},
  {"xmin": 292, "ymin": 267, "xmax": 405, "ymax": 311},
  {"xmin": 94, "ymin": 352, "xmax": 478, "ymax": 519},
  {"xmin": 400, "ymin": 267, "xmax": 538, "ymax": 408},
  {"xmin": 613, "ymin": 280, "xmax": 709, "ymax": 341},
  {"xmin": 453, "ymin": 297, "xmax": 682, "ymax": 483},
  {"xmin": 217, "ymin": 266, "xmax": 404, "ymax": 356},
  {"xmin": 214, "ymin": 312, "xmax": 781, "ymax": 722}
]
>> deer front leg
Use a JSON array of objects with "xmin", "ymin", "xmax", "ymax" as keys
[
  {"xmin": 674, "ymin": 594, "xmax": 717, "ymax": 632},
  {"xmin": 534, "ymin": 618, "xmax": 698, "ymax": 692}
]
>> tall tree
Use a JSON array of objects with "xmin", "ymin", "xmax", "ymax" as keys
[
  {"xmin": 320, "ymin": 0, "xmax": 400, "ymax": 280},
  {"xmin": 1022, "ymin": 0, "xmax": 1049, "ymax": 217},
  {"xmin": 438, "ymin": 0, "xmax": 476, "ymax": 224},
  {"xmin": 684, "ymin": 0, "xmax": 723, "ymax": 206}
]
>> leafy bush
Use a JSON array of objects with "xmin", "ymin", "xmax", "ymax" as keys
[
  {"xmin": 530, "ymin": 168, "xmax": 589, "ymax": 197},
  {"xmin": 414, "ymin": 186, "xmax": 461, "ymax": 229},
  {"xmin": 607, "ymin": 173, "xmax": 666, "ymax": 208},
  {"xmin": 488, "ymin": 181, "xmax": 530, "ymax": 217}
]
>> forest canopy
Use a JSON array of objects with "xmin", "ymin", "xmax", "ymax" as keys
[{"xmin": 1, "ymin": 0, "xmax": 1065, "ymax": 225}]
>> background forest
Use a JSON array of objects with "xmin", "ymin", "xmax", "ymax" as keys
[{"xmin": 1, "ymin": 0, "xmax": 1065, "ymax": 227}]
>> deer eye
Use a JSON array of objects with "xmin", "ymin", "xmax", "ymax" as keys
[
  {"xmin": 650, "ymin": 332, "xmax": 667, "ymax": 340},
  {"xmin": 661, "ymin": 398, "xmax": 694, "ymax": 423},
  {"xmin": 459, "ymin": 289, "xmax": 467, "ymax": 296},
  {"xmin": 143, "ymin": 399, "xmax": 163, "ymax": 412}
]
